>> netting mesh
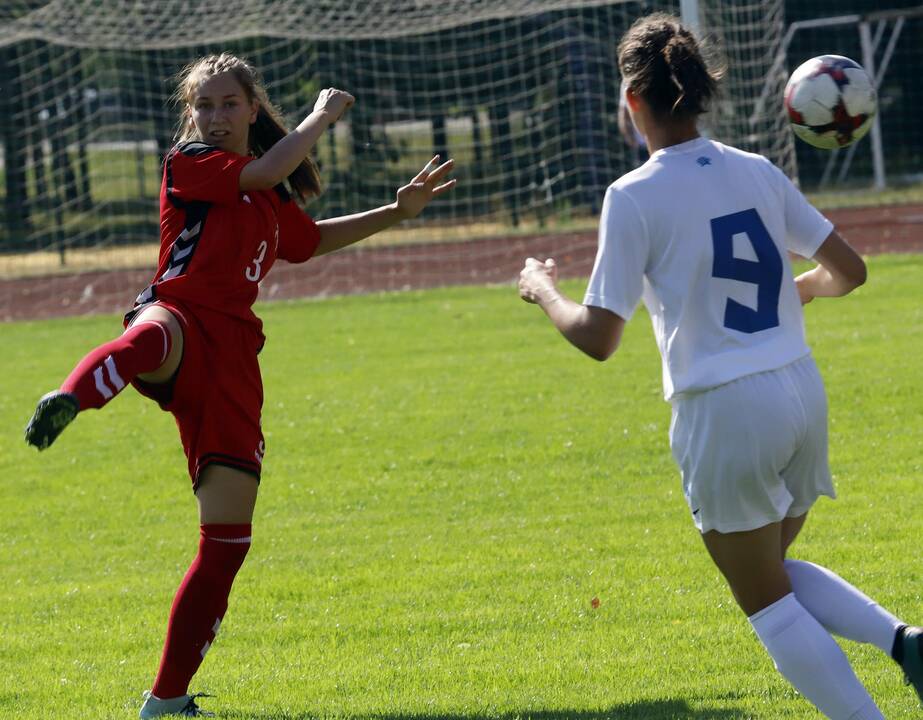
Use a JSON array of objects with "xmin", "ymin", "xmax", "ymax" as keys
[
  {"xmin": 703, "ymin": 0, "xmax": 792, "ymax": 170},
  {"xmin": 1, "ymin": 0, "xmax": 793, "ymax": 315},
  {"xmin": 1, "ymin": 1, "xmax": 666, "ymax": 45}
]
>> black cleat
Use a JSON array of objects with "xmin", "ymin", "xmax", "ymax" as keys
[
  {"xmin": 24, "ymin": 391, "xmax": 79, "ymax": 450},
  {"xmin": 899, "ymin": 626, "xmax": 923, "ymax": 706}
]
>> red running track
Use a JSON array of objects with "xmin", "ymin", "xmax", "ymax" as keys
[{"xmin": 2, "ymin": 203, "xmax": 921, "ymax": 322}]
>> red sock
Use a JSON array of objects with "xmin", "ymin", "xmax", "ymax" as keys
[
  {"xmin": 60, "ymin": 321, "xmax": 171, "ymax": 411},
  {"xmin": 151, "ymin": 524, "xmax": 252, "ymax": 699}
]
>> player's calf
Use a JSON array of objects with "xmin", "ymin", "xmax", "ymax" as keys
[
  {"xmin": 149, "ymin": 524, "xmax": 251, "ymax": 701},
  {"xmin": 60, "ymin": 320, "xmax": 172, "ymax": 412}
]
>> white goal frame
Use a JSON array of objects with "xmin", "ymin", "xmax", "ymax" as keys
[{"xmin": 752, "ymin": 5, "xmax": 923, "ymax": 189}]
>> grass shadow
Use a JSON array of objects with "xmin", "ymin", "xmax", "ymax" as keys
[{"xmin": 221, "ymin": 699, "xmax": 748, "ymax": 720}]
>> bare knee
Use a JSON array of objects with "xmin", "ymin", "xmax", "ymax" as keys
[
  {"xmin": 196, "ymin": 465, "xmax": 259, "ymax": 524},
  {"xmin": 729, "ymin": 572, "xmax": 792, "ymax": 617},
  {"xmin": 702, "ymin": 523, "xmax": 792, "ymax": 617}
]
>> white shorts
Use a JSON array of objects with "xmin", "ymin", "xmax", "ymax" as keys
[{"xmin": 669, "ymin": 354, "xmax": 835, "ymax": 534}]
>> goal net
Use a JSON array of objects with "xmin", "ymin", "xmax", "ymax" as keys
[{"xmin": 0, "ymin": 0, "xmax": 790, "ymax": 318}]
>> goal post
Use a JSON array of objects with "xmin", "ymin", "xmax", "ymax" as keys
[{"xmin": 680, "ymin": 0, "xmax": 702, "ymax": 30}]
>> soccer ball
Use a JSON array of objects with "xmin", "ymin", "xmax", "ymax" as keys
[{"xmin": 784, "ymin": 55, "xmax": 877, "ymax": 150}]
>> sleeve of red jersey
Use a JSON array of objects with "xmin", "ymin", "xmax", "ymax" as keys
[
  {"xmin": 166, "ymin": 142, "xmax": 253, "ymax": 206},
  {"xmin": 276, "ymin": 200, "xmax": 322, "ymax": 264}
]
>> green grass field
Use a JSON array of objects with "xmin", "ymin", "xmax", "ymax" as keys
[{"xmin": 1, "ymin": 255, "xmax": 922, "ymax": 719}]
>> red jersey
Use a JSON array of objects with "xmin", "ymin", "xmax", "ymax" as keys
[{"xmin": 129, "ymin": 141, "xmax": 321, "ymax": 337}]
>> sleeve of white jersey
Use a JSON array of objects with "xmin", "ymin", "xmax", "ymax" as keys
[
  {"xmin": 582, "ymin": 185, "xmax": 648, "ymax": 321},
  {"xmin": 774, "ymin": 164, "xmax": 833, "ymax": 259}
]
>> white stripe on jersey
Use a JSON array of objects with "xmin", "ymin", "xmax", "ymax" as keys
[
  {"xmin": 179, "ymin": 221, "xmax": 202, "ymax": 241},
  {"xmin": 172, "ymin": 244, "xmax": 195, "ymax": 261}
]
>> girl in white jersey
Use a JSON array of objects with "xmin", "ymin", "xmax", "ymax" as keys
[{"xmin": 519, "ymin": 13, "xmax": 922, "ymax": 718}]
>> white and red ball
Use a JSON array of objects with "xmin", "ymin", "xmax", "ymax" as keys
[{"xmin": 784, "ymin": 55, "xmax": 877, "ymax": 150}]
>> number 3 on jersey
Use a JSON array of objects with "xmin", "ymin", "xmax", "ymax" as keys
[
  {"xmin": 710, "ymin": 208, "xmax": 783, "ymax": 334},
  {"xmin": 245, "ymin": 240, "xmax": 268, "ymax": 282}
]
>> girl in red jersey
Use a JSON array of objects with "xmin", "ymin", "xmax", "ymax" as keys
[{"xmin": 24, "ymin": 53, "xmax": 455, "ymax": 719}]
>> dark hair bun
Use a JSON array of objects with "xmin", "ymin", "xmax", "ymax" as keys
[{"xmin": 618, "ymin": 13, "xmax": 723, "ymax": 118}]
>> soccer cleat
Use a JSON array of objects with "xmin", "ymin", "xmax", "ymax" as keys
[
  {"xmin": 24, "ymin": 391, "xmax": 79, "ymax": 450},
  {"xmin": 139, "ymin": 691, "xmax": 215, "ymax": 718},
  {"xmin": 899, "ymin": 626, "xmax": 923, "ymax": 705}
]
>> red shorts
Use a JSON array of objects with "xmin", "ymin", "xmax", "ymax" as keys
[{"xmin": 129, "ymin": 301, "xmax": 265, "ymax": 490}]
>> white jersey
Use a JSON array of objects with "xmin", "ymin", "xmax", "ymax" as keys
[{"xmin": 584, "ymin": 137, "xmax": 832, "ymax": 399}]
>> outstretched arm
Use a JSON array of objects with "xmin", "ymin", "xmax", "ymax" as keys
[
  {"xmin": 240, "ymin": 88, "xmax": 355, "ymax": 191},
  {"xmin": 795, "ymin": 229, "xmax": 867, "ymax": 304},
  {"xmin": 519, "ymin": 258, "xmax": 625, "ymax": 361},
  {"xmin": 314, "ymin": 156, "xmax": 456, "ymax": 256}
]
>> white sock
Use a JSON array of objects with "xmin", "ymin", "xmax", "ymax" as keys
[
  {"xmin": 785, "ymin": 559, "xmax": 903, "ymax": 654},
  {"xmin": 748, "ymin": 593, "xmax": 883, "ymax": 719}
]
